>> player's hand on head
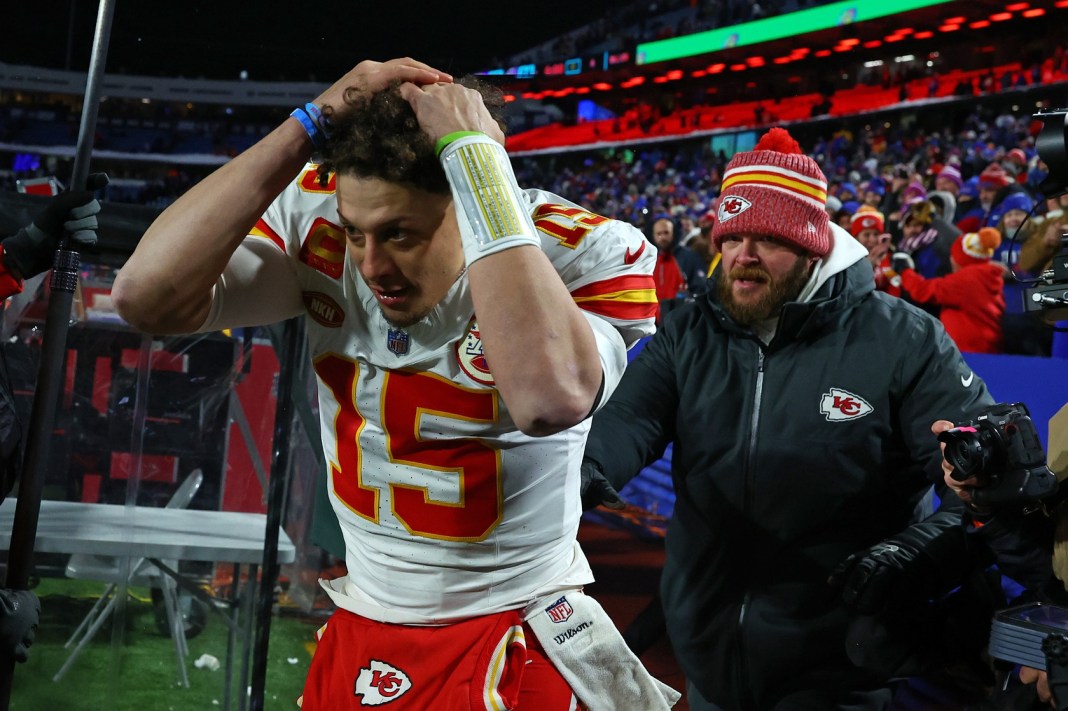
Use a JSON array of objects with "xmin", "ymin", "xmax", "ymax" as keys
[
  {"xmin": 398, "ymin": 82, "xmax": 505, "ymax": 147},
  {"xmin": 315, "ymin": 58, "xmax": 452, "ymax": 120}
]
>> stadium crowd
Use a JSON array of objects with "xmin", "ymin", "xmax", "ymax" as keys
[{"xmin": 513, "ymin": 99, "xmax": 1066, "ymax": 358}]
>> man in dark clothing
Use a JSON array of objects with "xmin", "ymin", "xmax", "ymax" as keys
[
  {"xmin": 651, "ymin": 216, "xmax": 706, "ymax": 321},
  {"xmin": 0, "ymin": 178, "xmax": 103, "ymax": 664},
  {"xmin": 581, "ymin": 129, "xmax": 994, "ymax": 710}
]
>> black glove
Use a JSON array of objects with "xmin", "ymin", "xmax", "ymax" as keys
[
  {"xmin": 0, "ymin": 588, "xmax": 40, "ymax": 663},
  {"xmin": 891, "ymin": 251, "xmax": 915, "ymax": 275},
  {"xmin": 580, "ymin": 459, "xmax": 625, "ymax": 511},
  {"xmin": 829, "ymin": 511, "xmax": 965, "ymax": 615},
  {"xmin": 2, "ymin": 173, "xmax": 108, "ymax": 279}
]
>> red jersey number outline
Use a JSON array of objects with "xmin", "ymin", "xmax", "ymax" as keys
[
  {"xmin": 315, "ymin": 354, "xmax": 503, "ymax": 542},
  {"xmin": 532, "ymin": 204, "xmax": 607, "ymax": 249}
]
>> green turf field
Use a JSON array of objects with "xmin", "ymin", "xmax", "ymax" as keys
[{"xmin": 9, "ymin": 578, "xmax": 319, "ymax": 710}]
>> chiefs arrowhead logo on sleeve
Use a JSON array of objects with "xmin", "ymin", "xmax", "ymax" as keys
[
  {"xmin": 457, "ymin": 316, "xmax": 494, "ymax": 386},
  {"xmin": 299, "ymin": 217, "xmax": 347, "ymax": 279},
  {"xmin": 717, "ymin": 195, "xmax": 752, "ymax": 223}
]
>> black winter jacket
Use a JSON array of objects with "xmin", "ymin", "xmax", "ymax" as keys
[{"xmin": 585, "ymin": 253, "xmax": 995, "ymax": 709}]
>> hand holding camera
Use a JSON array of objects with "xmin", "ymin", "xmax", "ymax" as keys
[{"xmin": 936, "ymin": 402, "xmax": 1058, "ymax": 510}]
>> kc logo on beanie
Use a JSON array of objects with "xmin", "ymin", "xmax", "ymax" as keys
[{"xmin": 712, "ymin": 128, "xmax": 831, "ymax": 256}]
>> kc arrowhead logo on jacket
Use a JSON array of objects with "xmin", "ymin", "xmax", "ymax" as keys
[
  {"xmin": 819, "ymin": 388, "xmax": 874, "ymax": 421},
  {"xmin": 354, "ymin": 660, "xmax": 412, "ymax": 705}
]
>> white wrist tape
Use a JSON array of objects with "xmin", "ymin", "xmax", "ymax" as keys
[{"xmin": 439, "ymin": 135, "xmax": 540, "ymax": 265}]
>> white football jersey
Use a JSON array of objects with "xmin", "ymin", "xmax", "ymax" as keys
[{"xmin": 230, "ymin": 165, "xmax": 656, "ymax": 622}]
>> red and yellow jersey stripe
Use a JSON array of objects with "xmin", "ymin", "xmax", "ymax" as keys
[{"xmin": 571, "ymin": 274, "xmax": 657, "ymax": 321}]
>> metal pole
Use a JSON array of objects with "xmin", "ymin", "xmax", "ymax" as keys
[
  {"xmin": 0, "ymin": 0, "xmax": 116, "ymax": 705},
  {"xmin": 249, "ymin": 318, "xmax": 301, "ymax": 711}
]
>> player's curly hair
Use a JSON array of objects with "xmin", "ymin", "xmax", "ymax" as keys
[{"xmin": 318, "ymin": 77, "xmax": 505, "ymax": 195}]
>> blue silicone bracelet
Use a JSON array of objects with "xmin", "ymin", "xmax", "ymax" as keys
[
  {"xmin": 303, "ymin": 103, "xmax": 330, "ymax": 139},
  {"xmin": 290, "ymin": 107, "xmax": 324, "ymax": 149}
]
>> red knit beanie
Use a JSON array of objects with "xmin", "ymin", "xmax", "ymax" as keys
[
  {"xmin": 712, "ymin": 128, "xmax": 830, "ymax": 256},
  {"xmin": 850, "ymin": 207, "xmax": 885, "ymax": 237},
  {"xmin": 951, "ymin": 227, "xmax": 1002, "ymax": 267},
  {"xmin": 979, "ymin": 163, "xmax": 1011, "ymax": 190}
]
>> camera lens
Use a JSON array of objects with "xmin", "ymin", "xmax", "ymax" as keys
[{"xmin": 938, "ymin": 427, "xmax": 991, "ymax": 481}]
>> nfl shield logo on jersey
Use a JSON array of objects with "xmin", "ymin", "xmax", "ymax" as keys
[
  {"xmin": 545, "ymin": 596, "xmax": 574, "ymax": 623},
  {"xmin": 387, "ymin": 328, "xmax": 410, "ymax": 356}
]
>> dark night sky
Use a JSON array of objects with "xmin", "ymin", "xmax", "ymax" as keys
[{"xmin": 5, "ymin": 1, "xmax": 613, "ymax": 81}]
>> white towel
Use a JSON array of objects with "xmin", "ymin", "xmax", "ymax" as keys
[{"xmin": 524, "ymin": 590, "xmax": 681, "ymax": 710}]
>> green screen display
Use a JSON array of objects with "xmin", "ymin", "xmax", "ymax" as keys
[{"xmin": 636, "ymin": 0, "xmax": 954, "ymax": 65}]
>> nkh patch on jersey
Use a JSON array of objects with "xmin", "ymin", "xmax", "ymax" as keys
[
  {"xmin": 303, "ymin": 291, "xmax": 345, "ymax": 328},
  {"xmin": 457, "ymin": 317, "xmax": 494, "ymax": 386},
  {"xmin": 354, "ymin": 659, "xmax": 412, "ymax": 705},
  {"xmin": 819, "ymin": 388, "xmax": 873, "ymax": 421}
]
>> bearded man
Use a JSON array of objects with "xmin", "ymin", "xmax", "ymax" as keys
[{"xmin": 580, "ymin": 128, "xmax": 998, "ymax": 710}]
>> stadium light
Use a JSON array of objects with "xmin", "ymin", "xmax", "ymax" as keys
[{"xmin": 636, "ymin": 0, "xmax": 953, "ymax": 65}]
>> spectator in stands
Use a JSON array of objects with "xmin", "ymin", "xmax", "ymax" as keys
[
  {"xmin": 825, "ymin": 194, "xmax": 842, "ymax": 220},
  {"xmin": 1018, "ymin": 194, "xmax": 1068, "ymax": 275},
  {"xmin": 897, "ymin": 199, "xmax": 961, "ymax": 280},
  {"xmin": 935, "ymin": 164, "xmax": 963, "ymax": 198},
  {"xmin": 850, "ymin": 206, "xmax": 891, "ymax": 271},
  {"xmin": 689, "ymin": 210, "xmax": 720, "ymax": 276},
  {"xmin": 678, "ymin": 213, "xmax": 699, "ymax": 246},
  {"xmin": 834, "ymin": 200, "xmax": 859, "ymax": 230},
  {"xmin": 861, "ymin": 178, "xmax": 885, "ymax": 208},
  {"xmin": 651, "ymin": 216, "xmax": 705, "ymax": 321},
  {"xmin": 989, "ymin": 190, "xmax": 1051, "ymax": 357},
  {"xmin": 893, "ymin": 228, "xmax": 1006, "ymax": 354},
  {"xmin": 928, "ymin": 189, "xmax": 958, "ymax": 225},
  {"xmin": 0, "ymin": 178, "xmax": 104, "ymax": 664},
  {"xmin": 581, "ymin": 128, "xmax": 995, "ymax": 710},
  {"xmin": 850, "ymin": 206, "xmax": 902, "ymax": 297},
  {"xmin": 957, "ymin": 163, "xmax": 1012, "ymax": 233}
]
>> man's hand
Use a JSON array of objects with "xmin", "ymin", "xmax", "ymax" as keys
[
  {"xmin": 580, "ymin": 460, "xmax": 625, "ymax": 511},
  {"xmin": 829, "ymin": 541, "xmax": 929, "ymax": 614},
  {"xmin": 932, "ymin": 419, "xmax": 982, "ymax": 507},
  {"xmin": 1020, "ymin": 666, "xmax": 1055, "ymax": 707},
  {"xmin": 829, "ymin": 512, "xmax": 959, "ymax": 615},
  {"xmin": 2, "ymin": 173, "xmax": 108, "ymax": 279},
  {"xmin": 891, "ymin": 251, "xmax": 915, "ymax": 275},
  {"xmin": 314, "ymin": 58, "xmax": 452, "ymax": 121},
  {"xmin": 398, "ymin": 82, "xmax": 506, "ymax": 147},
  {"xmin": 0, "ymin": 589, "xmax": 40, "ymax": 663},
  {"xmin": 867, "ymin": 233, "xmax": 892, "ymax": 268}
]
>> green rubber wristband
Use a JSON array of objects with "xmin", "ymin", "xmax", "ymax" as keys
[{"xmin": 434, "ymin": 131, "xmax": 486, "ymax": 157}]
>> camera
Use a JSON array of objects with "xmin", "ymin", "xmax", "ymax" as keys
[{"xmin": 938, "ymin": 402, "xmax": 1058, "ymax": 507}]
